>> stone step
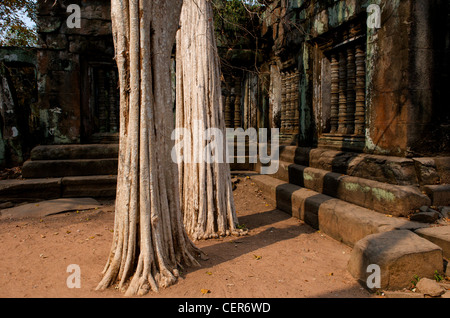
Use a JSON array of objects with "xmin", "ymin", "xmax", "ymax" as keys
[
  {"xmin": 62, "ymin": 175, "xmax": 117, "ymax": 198},
  {"xmin": 278, "ymin": 146, "xmax": 419, "ymax": 186},
  {"xmin": 0, "ymin": 178, "xmax": 62, "ymax": 202},
  {"xmin": 347, "ymin": 230, "xmax": 443, "ymax": 291},
  {"xmin": 251, "ymin": 174, "xmax": 427, "ymax": 247},
  {"xmin": 0, "ymin": 175, "xmax": 117, "ymax": 202},
  {"xmin": 22, "ymin": 158, "xmax": 118, "ymax": 178},
  {"xmin": 415, "ymin": 226, "xmax": 450, "ymax": 259},
  {"xmin": 30, "ymin": 144, "xmax": 119, "ymax": 161},
  {"xmin": 87, "ymin": 133, "xmax": 119, "ymax": 144},
  {"xmin": 422, "ymin": 184, "xmax": 450, "ymax": 206},
  {"xmin": 270, "ymin": 160, "xmax": 430, "ymax": 217}
]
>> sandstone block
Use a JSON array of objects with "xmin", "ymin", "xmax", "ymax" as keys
[
  {"xmin": 415, "ymin": 226, "xmax": 450, "ymax": 258},
  {"xmin": 347, "ymin": 230, "xmax": 443, "ymax": 291},
  {"xmin": 422, "ymin": 184, "xmax": 450, "ymax": 206}
]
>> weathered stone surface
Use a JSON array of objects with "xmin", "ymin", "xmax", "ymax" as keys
[
  {"xmin": 251, "ymin": 174, "xmax": 428, "ymax": 247},
  {"xmin": 251, "ymin": 174, "xmax": 322, "ymax": 228},
  {"xmin": 441, "ymin": 207, "xmax": 450, "ymax": 219},
  {"xmin": 278, "ymin": 146, "xmax": 311, "ymax": 165},
  {"xmin": 414, "ymin": 158, "xmax": 441, "ymax": 185},
  {"xmin": 0, "ymin": 197, "xmax": 100, "ymax": 220},
  {"xmin": 435, "ymin": 157, "xmax": 450, "ymax": 184},
  {"xmin": 416, "ymin": 278, "xmax": 446, "ymax": 297},
  {"xmin": 318, "ymin": 198, "xmax": 427, "ymax": 247},
  {"xmin": 62, "ymin": 18, "xmax": 112, "ymax": 36},
  {"xmin": 22, "ymin": 158, "xmax": 118, "ymax": 178},
  {"xmin": 415, "ymin": 226, "xmax": 450, "ymax": 258},
  {"xmin": 422, "ymin": 185, "xmax": 450, "ymax": 206},
  {"xmin": 272, "ymin": 161, "xmax": 430, "ymax": 217},
  {"xmin": 347, "ymin": 230, "xmax": 443, "ymax": 291},
  {"xmin": 0, "ymin": 178, "xmax": 61, "ymax": 202},
  {"xmin": 335, "ymin": 175, "xmax": 430, "ymax": 217},
  {"xmin": 61, "ymin": 175, "xmax": 117, "ymax": 198},
  {"xmin": 309, "ymin": 148, "xmax": 418, "ymax": 186},
  {"xmin": 410, "ymin": 211, "xmax": 440, "ymax": 223},
  {"xmin": 30, "ymin": 144, "xmax": 119, "ymax": 160},
  {"xmin": 45, "ymin": 34, "xmax": 68, "ymax": 50}
]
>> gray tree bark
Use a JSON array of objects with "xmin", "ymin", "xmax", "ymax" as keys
[
  {"xmin": 96, "ymin": 0, "xmax": 201, "ymax": 296},
  {"xmin": 175, "ymin": 0, "xmax": 243, "ymax": 241}
]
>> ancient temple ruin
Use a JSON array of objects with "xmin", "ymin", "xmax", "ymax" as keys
[
  {"xmin": 0, "ymin": 0, "xmax": 449, "ymax": 204},
  {"xmin": 0, "ymin": 0, "xmax": 450, "ymax": 293}
]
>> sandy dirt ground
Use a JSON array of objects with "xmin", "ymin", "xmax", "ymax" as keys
[{"xmin": 0, "ymin": 175, "xmax": 372, "ymax": 298}]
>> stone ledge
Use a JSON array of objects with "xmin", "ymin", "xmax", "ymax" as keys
[
  {"xmin": 347, "ymin": 230, "xmax": 443, "ymax": 291},
  {"xmin": 271, "ymin": 160, "xmax": 430, "ymax": 217},
  {"xmin": 30, "ymin": 144, "xmax": 119, "ymax": 160},
  {"xmin": 422, "ymin": 184, "xmax": 450, "ymax": 206},
  {"xmin": 413, "ymin": 157, "xmax": 450, "ymax": 185},
  {"xmin": 278, "ymin": 146, "xmax": 419, "ymax": 186},
  {"xmin": 415, "ymin": 226, "xmax": 450, "ymax": 259},
  {"xmin": 251, "ymin": 174, "xmax": 427, "ymax": 247},
  {"xmin": 0, "ymin": 175, "xmax": 118, "ymax": 201},
  {"xmin": 310, "ymin": 148, "xmax": 418, "ymax": 186},
  {"xmin": 61, "ymin": 175, "xmax": 117, "ymax": 198},
  {"xmin": 0, "ymin": 178, "xmax": 61, "ymax": 202},
  {"xmin": 22, "ymin": 158, "xmax": 118, "ymax": 178}
]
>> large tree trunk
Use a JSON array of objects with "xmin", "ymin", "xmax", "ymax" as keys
[
  {"xmin": 96, "ymin": 0, "xmax": 201, "ymax": 296},
  {"xmin": 175, "ymin": 0, "xmax": 241, "ymax": 240}
]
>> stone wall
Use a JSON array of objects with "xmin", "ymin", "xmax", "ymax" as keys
[
  {"xmin": 260, "ymin": 0, "xmax": 450, "ymax": 157},
  {"xmin": 36, "ymin": 0, "xmax": 114, "ymax": 145},
  {"xmin": 0, "ymin": 47, "xmax": 38, "ymax": 168}
]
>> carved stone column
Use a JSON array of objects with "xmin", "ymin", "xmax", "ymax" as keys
[
  {"xmin": 337, "ymin": 51, "xmax": 347, "ymax": 134},
  {"xmin": 234, "ymin": 94, "xmax": 241, "ymax": 128},
  {"xmin": 330, "ymin": 53, "xmax": 339, "ymax": 134},
  {"xmin": 281, "ymin": 72, "xmax": 287, "ymax": 134},
  {"xmin": 108, "ymin": 69, "xmax": 118, "ymax": 133},
  {"xmin": 285, "ymin": 72, "xmax": 292, "ymax": 133},
  {"xmin": 354, "ymin": 44, "xmax": 366, "ymax": 136},
  {"xmin": 293, "ymin": 70, "xmax": 300, "ymax": 134},
  {"xmin": 345, "ymin": 47, "xmax": 356, "ymax": 134},
  {"xmin": 224, "ymin": 95, "xmax": 233, "ymax": 128}
]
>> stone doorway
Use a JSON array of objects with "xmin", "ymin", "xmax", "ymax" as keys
[{"xmin": 81, "ymin": 60, "xmax": 119, "ymax": 144}]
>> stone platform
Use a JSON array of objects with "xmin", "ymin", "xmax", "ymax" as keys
[{"xmin": 251, "ymin": 146, "xmax": 450, "ymax": 292}]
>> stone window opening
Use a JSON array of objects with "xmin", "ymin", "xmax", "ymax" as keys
[{"xmin": 315, "ymin": 21, "xmax": 367, "ymax": 151}]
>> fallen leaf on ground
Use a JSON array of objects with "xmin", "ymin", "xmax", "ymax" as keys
[
  {"xmin": 254, "ymin": 255, "xmax": 262, "ymax": 260},
  {"xmin": 201, "ymin": 289, "xmax": 211, "ymax": 294}
]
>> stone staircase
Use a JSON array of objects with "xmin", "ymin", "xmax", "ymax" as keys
[
  {"xmin": 0, "ymin": 144, "xmax": 119, "ymax": 202},
  {"xmin": 251, "ymin": 145, "xmax": 450, "ymax": 290},
  {"xmin": 0, "ymin": 141, "xmax": 255, "ymax": 202},
  {"xmin": 252, "ymin": 146, "xmax": 450, "ymax": 236}
]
